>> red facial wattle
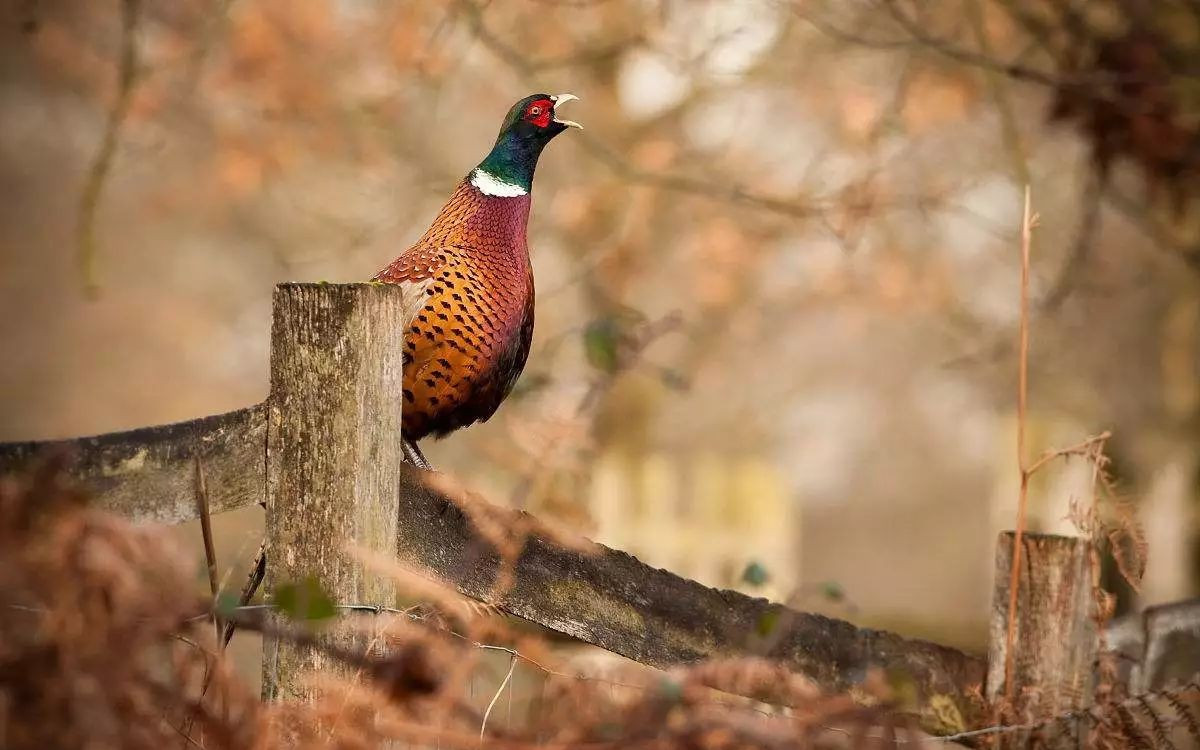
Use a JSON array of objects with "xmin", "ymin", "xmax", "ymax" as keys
[{"xmin": 526, "ymin": 99, "xmax": 553, "ymax": 128}]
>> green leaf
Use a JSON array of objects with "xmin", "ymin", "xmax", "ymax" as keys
[
  {"xmin": 583, "ymin": 319, "xmax": 620, "ymax": 373},
  {"xmin": 274, "ymin": 577, "xmax": 338, "ymax": 621},
  {"xmin": 583, "ymin": 307, "xmax": 648, "ymax": 374},
  {"xmin": 741, "ymin": 561, "xmax": 770, "ymax": 587},
  {"xmin": 820, "ymin": 581, "xmax": 845, "ymax": 602}
]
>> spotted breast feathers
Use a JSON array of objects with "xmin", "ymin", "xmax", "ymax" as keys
[{"xmin": 374, "ymin": 181, "xmax": 535, "ymax": 440}]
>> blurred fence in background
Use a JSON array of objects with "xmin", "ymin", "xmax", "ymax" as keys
[{"xmin": 590, "ymin": 450, "xmax": 797, "ymax": 595}]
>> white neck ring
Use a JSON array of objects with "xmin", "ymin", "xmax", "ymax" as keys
[{"xmin": 470, "ymin": 168, "xmax": 528, "ymax": 197}]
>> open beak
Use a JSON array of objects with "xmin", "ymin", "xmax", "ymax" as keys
[{"xmin": 550, "ymin": 93, "xmax": 582, "ymax": 130}]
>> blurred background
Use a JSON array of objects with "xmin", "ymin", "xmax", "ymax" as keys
[{"xmin": 2, "ymin": 0, "xmax": 1198, "ymax": 664}]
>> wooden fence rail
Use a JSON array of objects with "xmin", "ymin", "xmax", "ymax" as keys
[
  {"xmin": 0, "ymin": 405, "xmax": 266, "ymax": 524},
  {"xmin": 2, "ymin": 282, "xmax": 1196, "ymax": 741}
]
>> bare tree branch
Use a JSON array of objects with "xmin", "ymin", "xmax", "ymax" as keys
[{"xmin": 76, "ymin": 0, "xmax": 142, "ymax": 298}]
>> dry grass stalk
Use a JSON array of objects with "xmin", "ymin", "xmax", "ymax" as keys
[
  {"xmin": 1001, "ymin": 185, "xmax": 1037, "ymax": 717},
  {"xmin": 993, "ymin": 185, "xmax": 1161, "ymax": 740}
]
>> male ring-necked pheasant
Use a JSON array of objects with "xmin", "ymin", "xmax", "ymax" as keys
[{"xmin": 374, "ymin": 93, "xmax": 581, "ymax": 469}]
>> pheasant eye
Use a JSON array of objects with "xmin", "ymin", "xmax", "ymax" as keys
[{"xmin": 530, "ymin": 106, "xmax": 541, "ymax": 115}]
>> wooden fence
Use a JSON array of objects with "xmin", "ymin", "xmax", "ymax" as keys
[{"xmin": 1, "ymin": 283, "xmax": 1197, "ymax": 742}]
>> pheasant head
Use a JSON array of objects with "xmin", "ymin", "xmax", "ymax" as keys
[{"xmin": 472, "ymin": 93, "xmax": 582, "ymax": 197}]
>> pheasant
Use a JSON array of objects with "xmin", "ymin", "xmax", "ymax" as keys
[{"xmin": 374, "ymin": 93, "xmax": 581, "ymax": 469}]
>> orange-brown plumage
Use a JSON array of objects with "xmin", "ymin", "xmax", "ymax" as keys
[
  {"xmin": 374, "ymin": 182, "xmax": 535, "ymax": 440},
  {"xmin": 373, "ymin": 93, "xmax": 578, "ymax": 451}
]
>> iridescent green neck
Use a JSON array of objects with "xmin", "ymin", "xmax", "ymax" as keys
[{"xmin": 476, "ymin": 131, "xmax": 546, "ymax": 193}]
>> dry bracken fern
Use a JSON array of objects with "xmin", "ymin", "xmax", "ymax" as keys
[{"xmin": 1, "ymin": 460, "xmax": 917, "ymax": 750}]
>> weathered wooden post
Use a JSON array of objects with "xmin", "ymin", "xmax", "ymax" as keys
[
  {"xmin": 987, "ymin": 531, "xmax": 1097, "ymax": 746},
  {"xmin": 261, "ymin": 283, "xmax": 406, "ymax": 700}
]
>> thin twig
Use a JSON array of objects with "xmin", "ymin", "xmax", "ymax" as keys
[
  {"xmin": 183, "ymin": 456, "xmax": 222, "ymax": 749},
  {"xmin": 480, "ymin": 652, "xmax": 517, "ymax": 741},
  {"xmin": 220, "ymin": 542, "xmax": 266, "ymax": 649},
  {"xmin": 879, "ymin": 0, "xmax": 1062, "ymax": 86},
  {"xmin": 1024, "ymin": 431, "xmax": 1112, "ymax": 478},
  {"xmin": 76, "ymin": 0, "xmax": 141, "ymax": 297},
  {"xmin": 194, "ymin": 457, "xmax": 221, "ymax": 643},
  {"xmin": 165, "ymin": 712, "xmax": 207, "ymax": 749},
  {"xmin": 1002, "ymin": 185, "xmax": 1035, "ymax": 715}
]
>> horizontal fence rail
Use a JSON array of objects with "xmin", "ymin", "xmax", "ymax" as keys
[
  {"xmin": 0, "ymin": 405, "xmax": 266, "ymax": 524},
  {"xmin": 397, "ymin": 465, "xmax": 986, "ymax": 734}
]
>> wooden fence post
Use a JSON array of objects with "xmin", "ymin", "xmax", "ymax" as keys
[
  {"xmin": 261, "ymin": 283, "xmax": 406, "ymax": 701},
  {"xmin": 987, "ymin": 531, "xmax": 1097, "ymax": 746}
]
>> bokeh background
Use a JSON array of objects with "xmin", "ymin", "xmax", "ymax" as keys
[{"xmin": 2, "ymin": 0, "xmax": 1198, "ymax": 666}]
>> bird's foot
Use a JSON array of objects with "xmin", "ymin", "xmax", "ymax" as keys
[{"xmin": 402, "ymin": 438, "xmax": 433, "ymax": 471}]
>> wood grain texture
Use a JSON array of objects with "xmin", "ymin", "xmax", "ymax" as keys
[
  {"xmin": 396, "ymin": 465, "xmax": 986, "ymax": 737},
  {"xmin": 987, "ymin": 532, "xmax": 1096, "ymax": 746},
  {"xmin": 262, "ymin": 283, "xmax": 406, "ymax": 701},
  {"xmin": 0, "ymin": 406, "xmax": 265, "ymax": 524}
]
